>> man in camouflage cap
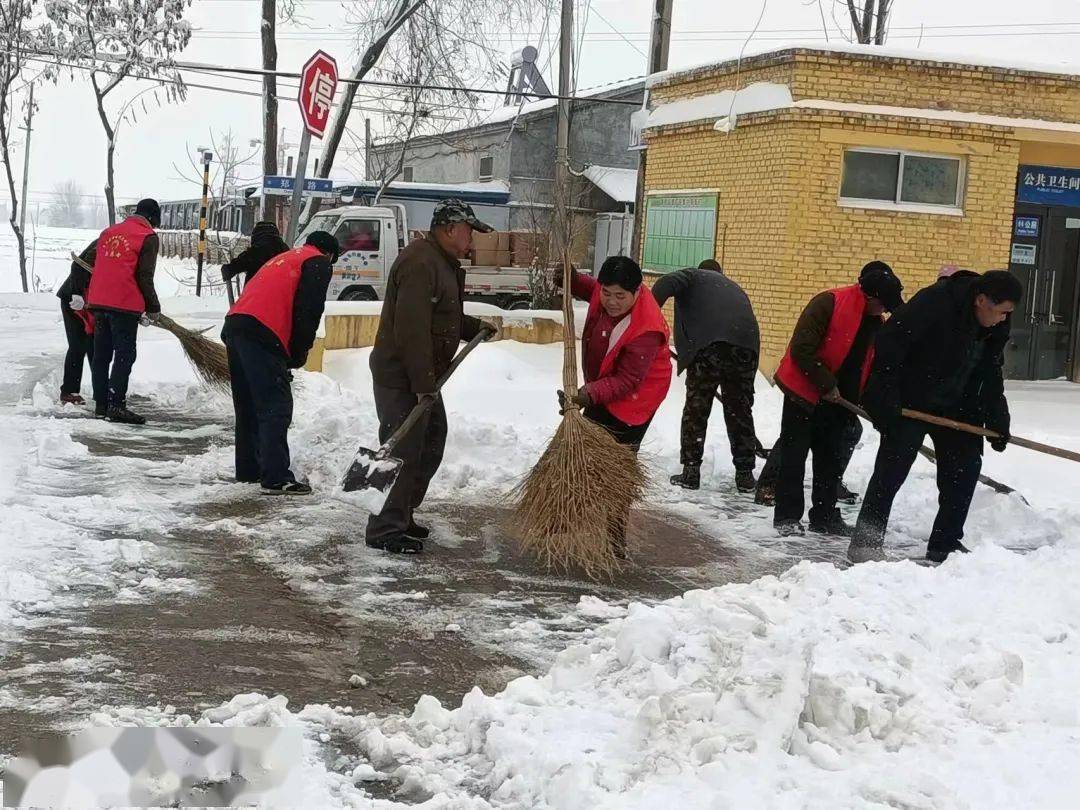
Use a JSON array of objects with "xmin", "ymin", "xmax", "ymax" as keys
[{"xmin": 366, "ymin": 198, "xmax": 497, "ymax": 553}]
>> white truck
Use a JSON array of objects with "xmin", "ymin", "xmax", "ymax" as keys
[{"xmin": 295, "ymin": 204, "xmax": 536, "ymax": 309}]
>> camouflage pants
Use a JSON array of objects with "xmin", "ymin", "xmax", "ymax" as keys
[{"xmin": 680, "ymin": 341, "xmax": 759, "ymax": 471}]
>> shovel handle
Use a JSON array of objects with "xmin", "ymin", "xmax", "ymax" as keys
[
  {"xmin": 379, "ymin": 328, "xmax": 490, "ymax": 456},
  {"xmin": 71, "ymin": 252, "xmax": 93, "ymax": 273},
  {"xmin": 835, "ymin": 398, "xmax": 1080, "ymax": 466}
]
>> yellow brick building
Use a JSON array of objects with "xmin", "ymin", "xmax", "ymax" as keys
[{"xmin": 639, "ymin": 45, "xmax": 1080, "ymax": 382}]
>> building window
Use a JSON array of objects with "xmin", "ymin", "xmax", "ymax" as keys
[
  {"xmin": 402, "ymin": 166, "xmax": 414, "ymax": 182},
  {"xmin": 642, "ymin": 192, "xmax": 718, "ymax": 274},
  {"xmin": 840, "ymin": 148, "xmax": 964, "ymax": 211},
  {"xmin": 478, "ymin": 155, "xmax": 494, "ymax": 181}
]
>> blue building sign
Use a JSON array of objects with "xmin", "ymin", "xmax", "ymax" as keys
[
  {"xmin": 262, "ymin": 175, "xmax": 335, "ymax": 198},
  {"xmin": 1017, "ymin": 165, "xmax": 1080, "ymax": 208},
  {"xmin": 1014, "ymin": 215, "xmax": 1039, "ymax": 237}
]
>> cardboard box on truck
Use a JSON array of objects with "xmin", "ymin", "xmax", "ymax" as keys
[
  {"xmin": 472, "ymin": 249, "xmax": 513, "ymax": 267},
  {"xmin": 511, "ymin": 231, "xmax": 544, "ymax": 267}
]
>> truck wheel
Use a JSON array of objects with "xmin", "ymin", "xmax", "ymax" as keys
[
  {"xmin": 340, "ymin": 287, "xmax": 377, "ymax": 302},
  {"xmin": 507, "ymin": 298, "xmax": 532, "ymax": 311}
]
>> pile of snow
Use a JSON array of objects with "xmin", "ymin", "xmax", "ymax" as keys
[{"xmin": 289, "ymin": 546, "xmax": 1080, "ymax": 807}]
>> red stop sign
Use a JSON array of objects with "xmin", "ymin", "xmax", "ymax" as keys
[{"xmin": 298, "ymin": 50, "xmax": 338, "ymax": 138}]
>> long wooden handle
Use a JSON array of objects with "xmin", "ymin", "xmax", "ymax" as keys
[
  {"xmin": 902, "ymin": 408, "xmax": 1080, "ymax": 464},
  {"xmin": 379, "ymin": 328, "xmax": 490, "ymax": 457},
  {"xmin": 71, "ymin": 252, "xmax": 93, "ymax": 273}
]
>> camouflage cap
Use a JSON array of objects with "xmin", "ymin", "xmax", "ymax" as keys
[{"xmin": 430, "ymin": 198, "xmax": 494, "ymax": 233}]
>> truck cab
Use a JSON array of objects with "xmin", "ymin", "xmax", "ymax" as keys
[
  {"xmin": 296, "ymin": 202, "xmax": 535, "ymax": 308},
  {"xmin": 295, "ymin": 204, "xmax": 406, "ymax": 301}
]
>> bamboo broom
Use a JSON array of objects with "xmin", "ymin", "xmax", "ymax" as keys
[
  {"xmin": 511, "ymin": 253, "xmax": 648, "ymax": 580},
  {"xmin": 72, "ymin": 252, "xmax": 230, "ymax": 389}
]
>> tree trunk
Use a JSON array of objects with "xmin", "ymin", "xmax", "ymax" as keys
[
  {"xmin": 91, "ymin": 79, "xmax": 118, "ymax": 224},
  {"xmin": 874, "ymin": 0, "xmax": 891, "ymax": 44},
  {"xmin": 0, "ymin": 96, "xmax": 28, "ymax": 292},
  {"xmin": 299, "ymin": 0, "xmax": 428, "ymax": 231},
  {"xmin": 261, "ymin": 0, "xmax": 278, "ymax": 226}
]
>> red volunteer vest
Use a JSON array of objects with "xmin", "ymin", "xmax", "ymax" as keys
[
  {"xmin": 587, "ymin": 284, "xmax": 672, "ymax": 426},
  {"xmin": 227, "ymin": 244, "xmax": 321, "ymax": 355},
  {"xmin": 87, "ymin": 216, "xmax": 154, "ymax": 313},
  {"xmin": 774, "ymin": 284, "xmax": 876, "ymax": 406}
]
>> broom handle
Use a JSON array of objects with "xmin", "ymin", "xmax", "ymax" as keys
[{"xmin": 378, "ymin": 329, "xmax": 489, "ymax": 457}]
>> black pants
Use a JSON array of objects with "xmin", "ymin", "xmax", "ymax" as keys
[
  {"xmin": 758, "ymin": 411, "xmax": 862, "ymax": 490},
  {"xmin": 226, "ymin": 334, "xmax": 295, "ymax": 487},
  {"xmin": 773, "ymin": 397, "xmax": 856, "ymax": 526},
  {"xmin": 61, "ymin": 304, "xmax": 94, "ymax": 396},
  {"xmin": 584, "ymin": 404, "xmax": 653, "ymax": 543},
  {"xmin": 91, "ymin": 310, "xmax": 140, "ymax": 410},
  {"xmin": 854, "ymin": 420, "xmax": 983, "ymax": 551},
  {"xmin": 680, "ymin": 342, "xmax": 758, "ymax": 471},
  {"xmin": 365, "ymin": 385, "xmax": 448, "ymax": 543}
]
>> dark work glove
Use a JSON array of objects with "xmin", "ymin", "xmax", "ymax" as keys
[
  {"xmin": 988, "ymin": 425, "xmax": 1010, "ymax": 453},
  {"xmin": 556, "ymin": 386, "xmax": 590, "ymax": 414}
]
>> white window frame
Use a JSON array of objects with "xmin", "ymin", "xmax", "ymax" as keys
[
  {"xmin": 838, "ymin": 147, "xmax": 966, "ymax": 216},
  {"xmin": 478, "ymin": 155, "xmax": 494, "ymax": 181}
]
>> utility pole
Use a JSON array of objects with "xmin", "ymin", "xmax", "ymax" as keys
[
  {"xmin": 364, "ymin": 117, "xmax": 371, "ymax": 181},
  {"xmin": 195, "ymin": 149, "xmax": 213, "ymax": 297},
  {"xmin": 553, "ymin": 0, "xmax": 574, "ymax": 260},
  {"xmin": 630, "ymin": 0, "xmax": 674, "ymax": 263},
  {"xmin": 17, "ymin": 83, "xmax": 33, "ymax": 293}
]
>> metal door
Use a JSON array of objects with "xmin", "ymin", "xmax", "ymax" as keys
[{"xmin": 1006, "ymin": 205, "xmax": 1080, "ymax": 380}]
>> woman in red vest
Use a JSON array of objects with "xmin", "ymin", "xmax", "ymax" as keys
[
  {"xmin": 771, "ymin": 262, "xmax": 903, "ymax": 538},
  {"xmin": 221, "ymin": 231, "xmax": 339, "ymax": 495},
  {"xmin": 562, "ymin": 256, "xmax": 672, "ymax": 554}
]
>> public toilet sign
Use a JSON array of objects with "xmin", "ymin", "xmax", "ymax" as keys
[
  {"xmin": 263, "ymin": 175, "xmax": 335, "ymax": 199},
  {"xmin": 298, "ymin": 50, "xmax": 338, "ymax": 138},
  {"xmin": 1017, "ymin": 165, "xmax": 1080, "ymax": 208}
]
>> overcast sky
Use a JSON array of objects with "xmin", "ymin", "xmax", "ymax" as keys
[{"xmin": 12, "ymin": 0, "xmax": 1080, "ymax": 216}]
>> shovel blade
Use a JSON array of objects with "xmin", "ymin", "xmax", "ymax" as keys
[{"xmin": 342, "ymin": 447, "xmax": 403, "ymax": 493}]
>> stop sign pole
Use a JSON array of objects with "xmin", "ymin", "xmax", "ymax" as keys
[{"xmin": 286, "ymin": 50, "xmax": 338, "ymax": 244}]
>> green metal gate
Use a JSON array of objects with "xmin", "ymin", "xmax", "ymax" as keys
[{"xmin": 642, "ymin": 192, "xmax": 718, "ymax": 273}]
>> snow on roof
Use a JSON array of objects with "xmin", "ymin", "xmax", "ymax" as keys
[
  {"xmin": 582, "ymin": 166, "xmax": 638, "ymax": 204},
  {"xmin": 644, "ymin": 90, "xmax": 1080, "ymax": 135},
  {"xmin": 644, "ymin": 82, "xmax": 793, "ymax": 130},
  {"xmin": 460, "ymin": 75, "xmax": 646, "ymax": 130},
  {"xmin": 340, "ymin": 179, "xmax": 511, "ymax": 195},
  {"xmin": 647, "ymin": 41, "xmax": 1080, "ymax": 89}
]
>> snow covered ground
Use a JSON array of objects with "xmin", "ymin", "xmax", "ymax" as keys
[{"xmin": 2, "ymin": 226, "xmax": 1080, "ymax": 806}]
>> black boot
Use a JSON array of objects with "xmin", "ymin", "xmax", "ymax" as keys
[
  {"xmin": 836, "ymin": 481, "xmax": 860, "ymax": 504},
  {"xmin": 735, "ymin": 469, "xmax": 756, "ymax": 493},
  {"xmin": 925, "ymin": 540, "xmax": 971, "ymax": 564},
  {"xmin": 261, "ymin": 480, "xmax": 313, "ymax": 496},
  {"xmin": 670, "ymin": 464, "xmax": 700, "ymax": 490},
  {"xmin": 775, "ymin": 520, "xmax": 805, "ymax": 537},
  {"xmin": 809, "ymin": 510, "xmax": 855, "ymax": 538},
  {"xmin": 367, "ymin": 535, "xmax": 424, "ymax": 554},
  {"xmin": 754, "ymin": 483, "xmax": 775, "ymax": 506},
  {"xmin": 405, "ymin": 520, "xmax": 430, "ymax": 539},
  {"xmin": 106, "ymin": 405, "xmax": 146, "ymax": 425}
]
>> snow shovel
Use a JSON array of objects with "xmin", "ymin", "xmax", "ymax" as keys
[
  {"xmin": 342, "ymin": 329, "xmax": 490, "ymax": 494},
  {"xmin": 834, "ymin": 397, "xmax": 1026, "ymax": 502}
]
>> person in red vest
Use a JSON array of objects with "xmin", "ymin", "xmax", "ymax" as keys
[
  {"xmin": 57, "ymin": 239, "xmax": 97, "ymax": 405},
  {"xmin": 562, "ymin": 256, "xmax": 673, "ymax": 555},
  {"xmin": 772, "ymin": 262, "xmax": 903, "ymax": 537},
  {"xmin": 221, "ymin": 230, "xmax": 339, "ymax": 495},
  {"xmin": 86, "ymin": 198, "xmax": 162, "ymax": 424}
]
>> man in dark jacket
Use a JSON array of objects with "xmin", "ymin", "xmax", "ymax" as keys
[
  {"xmin": 366, "ymin": 199, "xmax": 497, "ymax": 554},
  {"xmin": 851, "ymin": 270, "xmax": 1022, "ymax": 563},
  {"xmin": 652, "ymin": 259, "xmax": 761, "ymax": 492},
  {"xmin": 772, "ymin": 262, "xmax": 904, "ymax": 537},
  {"xmin": 222, "ymin": 221, "xmax": 289, "ymax": 288},
  {"xmin": 85, "ymin": 198, "xmax": 162, "ymax": 425},
  {"xmin": 221, "ymin": 231, "xmax": 338, "ymax": 495},
  {"xmin": 57, "ymin": 239, "xmax": 97, "ymax": 405}
]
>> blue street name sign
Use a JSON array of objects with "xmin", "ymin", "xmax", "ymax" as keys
[{"xmin": 262, "ymin": 175, "xmax": 335, "ymax": 199}]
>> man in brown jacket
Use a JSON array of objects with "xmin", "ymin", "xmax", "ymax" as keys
[{"xmin": 366, "ymin": 199, "xmax": 497, "ymax": 553}]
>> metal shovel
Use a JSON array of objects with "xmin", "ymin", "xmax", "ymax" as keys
[{"xmin": 342, "ymin": 329, "xmax": 491, "ymax": 493}]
